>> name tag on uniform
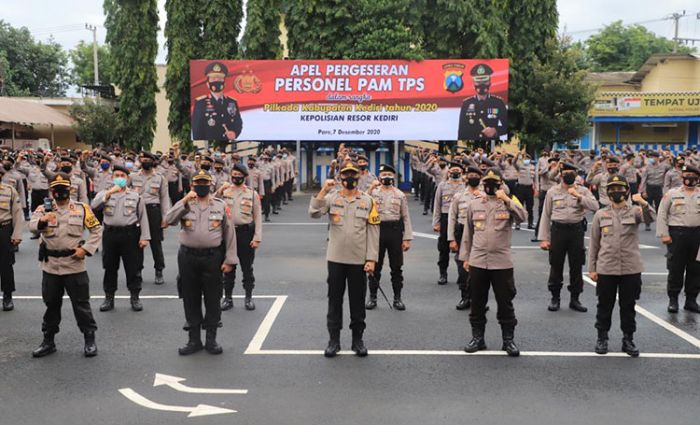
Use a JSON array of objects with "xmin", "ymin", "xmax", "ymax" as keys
[{"xmin": 496, "ymin": 212, "xmax": 510, "ymax": 220}]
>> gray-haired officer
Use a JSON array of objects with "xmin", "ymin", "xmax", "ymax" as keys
[
  {"xmin": 538, "ymin": 162, "xmax": 599, "ymax": 312},
  {"xmin": 309, "ymin": 162, "xmax": 380, "ymax": 358},
  {"xmin": 656, "ymin": 164, "xmax": 700, "ymax": 314},
  {"xmin": 191, "ymin": 62, "xmax": 243, "ymax": 141},
  {"xmin": 589, "ymin": 175, "xmax": 655, "ymax": 357},
  {"xmin": 365, "ymin": 164, "xmax": 412, "ymax": 311},
  {"xmin": 165, "ymin": 171, "xmax": 238, "ymax": 355},
  {"xmin": 433, "ymin": 162, "xmax": 466, "ymax": 285},
  {"xmin": 0, "ymin": 166, "xmax": 23, "ymax": 311},
  {"xmin": 30, "ymin": 173, "xmax": 102, "ymax": 358},
  {"xmin": 91, "ymin": 165, "xmax": 151, "ymax": 312},
  {"xmin": 217, "ymin": 163, "xmax": 262, "ymax": 312},
  {"xmin": 459, "ymin": 169, "xmax": 527, "ymax": 357}
]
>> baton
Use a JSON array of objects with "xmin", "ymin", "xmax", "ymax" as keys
[{"xmin": 368, "ymin": 271, "xmax": 393, "ymax": 310}]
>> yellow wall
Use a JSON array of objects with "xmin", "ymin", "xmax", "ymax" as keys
[
  {"xmin": 642, "ymin": 59, "xmax": 700, "ymax": 92},
  {"xmin": 599, "ymin": 122, "xmax": 688, "ymax": 144},
  {"xmin": 152, "ymin": 64, "xmax": 171, "ymax": 153}
]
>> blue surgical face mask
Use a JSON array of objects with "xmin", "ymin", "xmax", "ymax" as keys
[
  {"xmin": 523, "ymin": 159, "xmax": 531, "ymax": 166},
  {"xmin": 126, "ymin": 161, "xmax": 134, "ymax": 169},
  {"xmin": 649, "ymin": 159, "xmax": 656, "ymax": 165},
  {"xmin": 113, "ymin": 177, "xmax": 128, "ymax": 188},
  {"xmin": 100, "ymin": 162, "xmax": 110, "ymax": 170}
]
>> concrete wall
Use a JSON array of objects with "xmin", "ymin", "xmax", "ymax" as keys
[{"xmin": 642, "ymin": 59, "xmax": 700, "ymax": 92}]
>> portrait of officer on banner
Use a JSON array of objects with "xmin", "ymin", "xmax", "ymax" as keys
[
  {"xmin": 457, "ymin": 63, "xmax": 507, "ymax": 141},
  {"xmin": 191, "ymin": 61, "xmax": 244, "ymax": 142}
]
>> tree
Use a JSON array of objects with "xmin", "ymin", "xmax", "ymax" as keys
[
  {"xmin": 68, "ymin": 40, "xmax": 113, "ymax": 88},
  {"xmin": 165, "ymin": 0, "xmax": 203, "ymax": 151},
  {"xmin": 201, "ymin": 0, "xmax": 243, "ymax": 59},
  {"xmin": 241, "ymin": 0, "xmax": 283, "ymax": 59},
  {"xmin": 0, "ymin": 20, "xmax": 69, "ymax": 96},
  {"xmin": 69, "ymin": 100, "xmax": 122, "ymax": 146},
  {"xmin": 104, "ymin": 0, "xmax": 159, "ymax": 151},
  {"xmin": 285, "ymin": 0, "xmax": 354, "ymax": 59},
  {"xmin": 519, "ymin": 37, "xmax": 595, "ymax": 152},
  {"xmin": 586, "ymin": 21, "xmax": 695, "ymax": 72}
]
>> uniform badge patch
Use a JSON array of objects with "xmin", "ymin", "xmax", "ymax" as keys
[
  {"xmin": 367, "ymin": 203, "xmax": 380, "ymax": 225},
  {"xmin": 83, "ymin": 205, "xmax": 99, "ymax": 229}
]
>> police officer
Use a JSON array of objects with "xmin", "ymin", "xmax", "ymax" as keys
[
  {"xmin": 218, "ymin": 163, "xmax": 262, "ymax": 311},
  {"xmin": 212, "ymin": 158, "xmax": 231, "ymax": 192},
  {"xmin": 91, "ymin": 165, "xmax": 151, "ymax": 312},
  {"xmin": 532, "ymin": 155, "xmax": 559, "ymax": 242},
  {"xmin": 589, "ymin": 175, "xmax": 655, "ymax": 357},
  {"xmin": 29, "ymin": 173, "xmax": 102, "ymax": 358},
  {"xmin": 433, "ymin": 162, "xmax": 466, "ymax": 285},
  {"xmin": 640, "ymin": 152, "xmax": 670, "ymax": 211},
  {"xmin": 0, "ymin": 167, "xmax": 23, "ymax": 311},
  {"xmin": 165, "ymin": 171, "xmax": 238, "ymax": 355},
  {"xmin": 259, "ymin": 154, "xmax": 273, "ymax": 221},
  {"xmin": 459, "ymin": 169, "xmax": 527, "ymax": 356},
  {"xmin": 656, "ymin": 165, "xmax": 700, "ymax": 313},
  {"xmin": 538, "ymin": 162, "xmax": 599, "ymax": 312},
  {"xmin": 42, "ymin": 156, "xmax": 88, "ymax": 204},
  {"xmin": 357, "ymin": 155, "xmax": 377, "ymax": 193},
  {"xmin": 365, "ymin": 165, "xmax": 413, "ymax": 311},
  {"xmin": 588, "ymin": 156, "xmax": 620, "ymax": 209},
  {"xmin": 2, "ymin": 156, "xmax": 28, "ymax": 216},
  {"xmin": 309, "ymin": 162, "xmax": 380, "ymax": 358},
  {"xmin": 514, "ymin": 153, "xmax": 536, "ymax": 229},
  {"xmin": 130, "ymin": 152, "xmax": 170, "ymax": 285},
  {"xmin": 457, "ymin": 64, "xmax": 507, "ymax": 141},
  {"xmin": 246, "ymin": 156, "xmax": 265, "ymax": 200},
  {"xmin": 192, "ymin": 62, "xmax": 243, "ymax": 141}
]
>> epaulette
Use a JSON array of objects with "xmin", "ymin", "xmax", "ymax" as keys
[{"xmin": 196, "ymin": 95, "xmax": 207, "ymax": 101}]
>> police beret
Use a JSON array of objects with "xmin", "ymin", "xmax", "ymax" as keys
[
  {"xmin": 607, "ymin": 174, "xmax": 629, "ymax": 188},
  {"xmin": 200, "ymin": 155, "xmax": 213, "ymax": 162},
  {"xmin": 340, "ymin": 162, "xmax": 360, "ymax": 174},
  {"xmin": 191, "ymin": 170, "xmax": 213, "ymax": 182},
  {"xmin": 100, "ymin": 154, "xmax": 112, "ymax": 162},
  {"xmin": 69, "ymin": 153, "xmax": 79, "ymax": 161},
  {"xmin": 481, "ymin": 158, "xmax": 495, "ymax": 167},
  {"xmin": 247, "ymin": 156, "xmax": 257, "ymax": 163},
  {"xmin": 357, "ymin": 155, "xmax": 369, "ymax": 162},
  {"xmin": 466, "ymin": 166, "xmax": 482, "ymax": 176},
  {"xmin": 214, "ymin": 158, "xmax": 225, "ymax": 165},
  {"xmin": 49, "ymin": 173, "xmax": 72, "ymax": 188},
  {"xmin": 140, "ymin": 151, "xmax": 156, "ymax": 160},
  {"xmin": 204, "ymin": 61, "xmax": 228, "ymax": 78},
  {"xmin": 482, "ymin": 168, "xmax": 502, "ymax": 182},
  {"xmin": 548, "ymin": 157, "xmax": 560, "ymax": 163},
  {"xmin": 561, "ymin": 162, "xmax": 578, "ymax": 172},
  {"xmin": 379, "ymin": 164, "xmax": 396, "ymax": 174},
  {"xmin": 606, "ymin": 156, "xmax": 621, "ymax": 164},
  {"xmin": 112, "ymin": 165, "xmax": 130, "ymax": 175},
  {"xmin": 470, "ymin": 63, "xmax": 493, "ymax": 81},
  {"xmin": 681, "ymin": 165, "xmax": 700, "ymax": 176},
  {"xmin": 232, "ymin": 163, "xmax": 248, "ymax": 177}
]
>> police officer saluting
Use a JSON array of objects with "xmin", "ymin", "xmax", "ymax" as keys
[
  {"xmin": 192, "ymin": 62, "xmax": 243, "ymax": 141},
  {"xmin": 91, "ymin": 165, "xmax": 150, "ymax": 312},
  {"xmin": 656, "ymin": 164, "xmax": 700, "ymax": 314},
  {"xmin": 0, "ymin": 166, "xmax": 23, "ymax": 311},
  {"xmin": 165, "ymin": 171, "xmax": 237, "ymax": 355},
  {"xmin": 538, "ymin": 162, "xmax": 599, "ymax": 312},
  {"xmin": 459, "ymin": 169, "xmax": 527, "ymax": 356},
  {"xmin": 217, "ymin": 163, "xmax": 262, "ymax": 311},
  {"xmin": 365, "ymin": 164, "xmax": 412, "ymax": 311},
  {"xmin": 589, "ymin": 175, "xmax": 655, "ymax": 357},
  {"xmin": 309, "ymin": 162, "xmax": 380, "ymax": 358},
  {"xmin": 30, "ymin": 173, "xmax": 102, "ymax": 358}
]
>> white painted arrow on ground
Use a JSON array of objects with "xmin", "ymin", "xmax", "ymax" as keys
[
  {"xmin": 118, "ymin": 388, "xmax": 236, "ymax": 417},
  {"xmin": 153, "ymin": 373, "xmax": 249, "ymax": 394}
]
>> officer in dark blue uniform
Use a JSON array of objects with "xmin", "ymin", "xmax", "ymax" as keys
[
  {"xmin": 191, "ymin": 62, "xmax": 243, "ymax": 141},
  {"xmin": 457, "ymin": 63, "xmax": 507, "ymax": 141}
]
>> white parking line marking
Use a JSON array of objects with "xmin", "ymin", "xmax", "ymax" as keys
[
  {"xmin": 12, "ymin": 295, "xmax": 282, "ymax": 300},
  {"xmin": 245, "ymin": 295, "xmax": 288, "ymax": 354}
]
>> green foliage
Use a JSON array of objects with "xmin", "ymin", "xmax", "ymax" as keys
[
  {"xmin": 241, "ymin": 0, "xmax": 283, "ymax": 59},
  {"xmin": 285, "ymin": 0, "xmax": 354, "ymax": 59},
  {"xmin": 201, "ymin": 0, "xmax": 243, "ymax": 59},
  {"xmin": 0, "ymin": 20, "xmax": 69, "ymax": 96},
  {"xmin": 68, "ymin": 40, "xmax": 113, "ymax": 87},
  {"xmin": 104, "ymin": 0, "xmax": 159, "ymax": 151},
  {"xmin": 69, "ymin": 99, "xmax": 121, "ymax": 146},
  {"xmin": 586, "ymin": 21, "xmax": 695, "ymax": 72}
]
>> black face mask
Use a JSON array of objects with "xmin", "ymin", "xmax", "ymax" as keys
[
  {"xmin": 467, "ymin": 177, "xmax": 481, "ymax": 187},
  {"xmin": 2, "ymin": 163, "xmax": 11, "ymax": 171},
  {"xmin": 52, "ymin": 188, "xmax": 70, "ymax": 201},
  {"xmin": 381, "ymin": 177, "xmax": 394, "ymax": 186},
  {"xmin": 359, "ymin": 165, "xmax": 368, "ymax": 171},
  {"xmin": 562, "ymin": 173, "xmax": 576, "ymax": 185},
  {"xmin": 684, "ymin": 176, "xmax": 698, "ymax": 187},
  {"xmin": 60, "ymin": 165, "xmax": 73, "ymax": 174},
  {"xmin": 484, "ymin": 183, "xmax": 499, "ymax": 196},
  {"xmin": 342, "ymin": 176, "xmax": 358, "ymax": 190},
  {"xmin": 180, "ymin": 156, "xmax": 187, "ymax": 161},
  {"xmin": 609, "ymin": 191, "xmax": 628, "ymax": 204},
  {"xmin": 607, "ymin": 168, "xmax": 618, "ymax": 175},
  {"xmin": 167, "ymin": 160, "xmax": 174, "ymax": 165},
  {"xmin": 450, "ymin": 172, "xmax": 462, "ymax": 180},
  {"xmin": 475, "ymin": 83, "xmax": 490, "ymax": 95},
  {"xmin": 200, "ymin": 163, "xmax": 211, "ymax": 171},
  {"xmin": 141, "ymin": 162, "xmax": 153, "ymax": 170},
  {"xmin": 247, "ymin": 163, "xmax": 255, "ymax": 169},
  {"xmin": 232, "ymin": 176, "xmax": 245, "ymax": 186},
  {"xmin": 208, "ymin": 81, "xmax": 225, "ymax": 93},
  {"xmin": 215, "ymin": 167, "xmax": 224, "ymax": 173},
  {"xmin": 194, "ymin": 185, "xmax": 210, "ymax": 197},
  {"xmin": 439, "ymin": 164, "xmax": 446, "ymax": 169}
]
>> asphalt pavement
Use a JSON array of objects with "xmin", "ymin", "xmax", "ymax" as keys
[{"xmin": 1, "ymin": 191, "xmax": 699, "ymax": 425}]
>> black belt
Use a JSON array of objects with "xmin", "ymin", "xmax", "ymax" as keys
[
  {"xmin": 180, "ymin": 246, "xmax": 222, "ymax": 256},
  {"xmin": 146, "ymin": 203, "xmax": 161, "ymax": 209},
  {"xmin": 235, "ymin": 223, "xmax": 254, "ymax": 230},
  {"xmin": 104, "ymin": 224, "xmax": 139, "ymax": 232},
  {"xmin": 552, "ymin": 221, "xmax": 584, "ymax": 229},
  {"xmin": 669, "ymin": 226, "xmax": 700, "ymax": 233},
  {"xmin": 0, "ymin": 220, "xmax": 12, "ymax": 228},
  {"xmin": 380, "ymin": 220, "xmax": 402, "ymax": 229}
]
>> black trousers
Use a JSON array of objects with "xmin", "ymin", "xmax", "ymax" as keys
[
  {"xmin": 285, "ymin": 178, "xmax": 294, "ymax": 199},
  {"xmin": 179, "ymin": 247, "xmax": 223, "ymax": 330},
  {"xmin": 273, "ymin": 187, "xmax": 282, "ymax": 209},
  {"xmin": 454, "ymin": 224, "xmax": 470, "ymax": 294},
  {"xmin": 369, "ymin": 221, "xmax": 404, "ymax": 296},
  {"xmin": 0, "ymin": 223, "xmax": 15, "ymax": 294},
  {"xmin": 41, "ymin": 271, "xmax": 97, "ymax": 335},
  {"xmin": 168, "ymin": 181, "xmax": 182, "ymax": 205},
  {"xmin": 667, "ymin": 227, "xmax": 700, "ymax": 297},
  {"xmin": 182, "ymin": 178, "xmax": 190, "ymax": 194},
  {"xmin": 422, "ymin": 180, "xmax": 434, "ymax": 212},
  {"xmin": 413, "ymin": 171, "xmax": 423, "ymax": 199},
  {"xmin": 102, "ymin": 226, "xmax": 141, "ymax": 295},
  {"xmin": 327, "ymin": 261, "xmax": 366, "ymax": 335},
  {"xmin": 469, "ymin": 266, "xmax": 517, "ymax": 329},
  {"xmin": 138, "ymin": 204, "xmax": 165, "ymax": 272},
  {"xmin": 548, "ymin": 222, "xmax": 585, "ymax": 295},
  {"xmin": 516, "ymin": 184, "xmax": 534, "ymax": 226},
  {"xmin": 646, "ymin": 184, "xmax": 663, "ymax": 211},
  {"xmin": 223, "ymin": 224, "xmax": 256, "ymax": 297},
  {"xmin": 437, "ymin": 213, "xmax": 450, "ymax": 274},
  {"xmin": 505, "ymin": 180, "xmax": 517, "ymax": 196},
  {"xmin": 534, "ymin": 189, "xmax": 548, "ymax": 238},
  {"xmin": 629, "ymin": 182, "xmax": 639, "ymax": 195},
  {"xmin": 262, "ymin": 180, "xmax": 272, "ymax": 218},
  {"xmin": 595, "ymin": 273, "xmax": 641, "ymax": 334},
  {"xmin": 30, "ymin": 189, "xmax": 49, "ymax": 212}
]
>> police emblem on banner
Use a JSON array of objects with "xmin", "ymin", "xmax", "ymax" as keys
[
  {"xmin": 442, "ymin": 63, "xmax": 466, "ymax": 93},
  {"xmin": 234, "ymin": 69, "xmax": 262, "ymax": 94}
]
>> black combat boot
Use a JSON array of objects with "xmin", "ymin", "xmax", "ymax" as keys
[
  {"xmin": 684, "ymin": 295, "xmax": 700, "ymax": 313},
  {"xmin": 205, "ymin": 329, "xmax": 223, "ymax": 355},
  {"xmin": 622, "ymin": 333, "xmax": 639, "ymax": 357},
  {"xmin": 324, "ymin": 330, "xmax": 341, "ymax": 358},
  {"xmin": 501, "ymin": 327, "xmax": 520, "ymax": 357},
  {"xmin": 668, "ymin": 294, "xmax": 679, "ymax": 313},
  {"xmin": 244, "ymin": 291, "xmax": 256, "ymax": 311},
  {"xmin": 456, "ymin": 289, "xmax": 470, "ymax": 310},
  {"xmin": 154, "ymin": 269, "xmax": 164, "ymax": 285},
  {"xmin": 83, "ymin": 331, "xmax": 97, "ymax": 357},
  {"xmin": 99, "ymin": 294, "xmax": 115, "ymax": 312},
  {"xmin": 221, "ymin": 296, "xmax": 234, "ymax": 311},
  {"xmin": 178, "ymin": 328, "xmax": 203, "ymax": 355},
  {"xmin": 594, "ymin": 329, "xmax": 609, "ymax": 355},
  {"xmin": 547, "ymin": 290, "xmax": 561, "ymax": 312},
  {"xmin": 351, "ymin": 331, "xmax": 368, "ymax": 357},
  {"xmin": 393, "ymin": 289, "xmax": 405, "ymax": 311},
  {"xmin": 365, "ymin": 294, "xmax": 378, "ymax": 310},
  {"xmin": 464, "ymin": 327, "xmax": 487, "ymax": 353},
  {"xmin": 437, "ymin": 272, "xmax": 448, "ymax": 286},
  {"xmin": 569, "ymin": 293, "xmax": 588, "ymax": 313},
  {"xmin": 32, "ymin": 333, "xmax": 56, "ymax": 358},
  {"xmin": 130, "ymin": 293, "xmax": 143, "ymax": 312},
  {"xmin": 2, "ymin": 292, "xmax": 14, "ymax": 311}
]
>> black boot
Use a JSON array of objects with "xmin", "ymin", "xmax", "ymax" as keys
[
  {"xmin": 154, "ymin": 269, "xmax": 164, "ymax": 285},
  {"xmin": 595, "ymin": 330, "xmax": 609, "ymax": 355},
  {"xmin": 622, "ymin": 333, "xmax": 640, "ymax": 357},
  {"xmin": 548, "ymin": 291, "xmax": 561, "ymax": 312},
  {"xmin": 668, "ymin": 294, "xmax": 679, "ymax": 313},
  {"xmin": 2, "ymin": 292, "xmax": 14, "ymax": 311},
  {"xmin": 684, "ymin": 296, "xmax": 700, "ymax": 313},
  {"xmin": 365, "ymin": 294, "xmax": 377, "ymax": 310},
  {"xmin": 393, "ymin": 297, "xmax": 406, "ymax": 311},
  {"xmin": 244, "ymin": 293, "xmax": 256, "ymax": 311},
  {"xmin": 501, "ymin": 327, "xmax": 520, "ymax": 357},
  {"xmin": 464, "ymin": 328, "xmax": 487, "ymax": 353},
  {"xmin": 130, "ymin": 293, "xmax": 143, "ymax": 312},
  {"xmin": 437, "ymin": 273, "xmax": 448, "ymax": 285},
  {"xmin": 84, "ymin": 331, "xmax": 97, "ymax": 357},
  {"xmin": 324, "ymin": 331, "xmax": 341, "ymax": 358},
  {"xmin": 32, "ymin": 333, "xmax": 56, "ymax": 358},
  {"xmin": 221, "ymin": 296, "xmax": 233, "ymax": 311},
  {"xmin": 99, "ymin": 294, "xmax": 114, "ymax": 312},
  {"xmin": 569, "ymin": 293, "xmax": 587, "ymax": 312},
  {"xmin": 178, "ymin": 328, "xmax": 203, "ymax": 355},
  {"xmin": 351, "ymin": 332, "xmax": 368, "ymax": 357},
  {"xmin": 456, "ymin": 289, "xmax": 470, "ymax": 310},
  {"xmin": 205, "ymin": 329, "xmax": 223, "ymax": 354}
]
